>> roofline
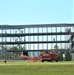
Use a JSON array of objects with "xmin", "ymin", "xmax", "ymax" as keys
[{"xmin": 0, "ymin": 23, "xmax": 74, "ymax": 29}]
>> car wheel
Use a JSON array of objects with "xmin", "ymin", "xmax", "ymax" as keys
[
  {"xmin": 56, "ymin": 60, "xmax": 58, "ymax": 62},
  {"xmin": 42, "ymin": 60, "xmax": 44, "ymax": 62}
]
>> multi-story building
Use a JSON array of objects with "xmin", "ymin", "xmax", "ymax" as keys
[{"xmin": 0, "ymin": 24, "xmax": 74, "ymax": 58}]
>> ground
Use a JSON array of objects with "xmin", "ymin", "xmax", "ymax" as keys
[{"xmin": 0, "ymin": 60, "xmax": 74, "ymax": 75}]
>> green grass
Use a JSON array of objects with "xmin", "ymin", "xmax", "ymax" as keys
[{"xmin": 0, "ymin": 60, "xmax": 74, "ymax": 75}]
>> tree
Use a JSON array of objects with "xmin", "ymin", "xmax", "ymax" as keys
[{"xmin": 10, "ymin": 46, "xmax": 22, "ymax": 57}]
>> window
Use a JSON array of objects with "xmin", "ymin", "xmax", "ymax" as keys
[
  {"xmin": 25, "ymin": 36, "xmax": 28, "ymax": 41},
  {"xmin": 57, "ymin": 35, "xmax": 61, "ymax": 41},
  {"xmin": 43, "ymin": 43, "xmax": 47, "ymax": 49},
  {"xmin": 52, "ymin": 27, "xmax": 56, "ymax": 32},
  {"xmin": 34, "ymin": 44, "xmax": 38, "ymax": 50},
  {"xmin": 39, "ymin": 36, "xmax": 42, "ymax": 41},
  {"xmin": 31, "ymin": 36, "xmax": 34, "ymax": 41},
  {"xmin": 48, "ymin": 36, "xmax": 51, "ymax": 41},
  {"xmin": 39, "ymin": 28, "xmax": 42, "ymax": 33},
  {"xmin": 39, "ymin": 44, "xmax": 42, "ymax": 49},
  {"xmin": 43, "ymin": 28, "xmax": 47, "ymax": 33},
  {"xmin": 48, "ymin": 44, "xmax": 51, "ymax": 49},
  {"xmin": 34, "ymin": 28, "xmax": 37, "ymax": 33},
  {"xmin": 25, "ymin": 28, "xmax": 28, "ymax": 33},
  {"xmin": 34, "ymin": 36, "xmax": 38, "ymax": 41},
  {"xmin": 43, "ymin": 36, "xmax": 47, "ymax": 41},
  {"xmin": 57, "ymin": 27, "xmax": 61, "ymax": 32},
  {"xmin": 48, "ymin": 28, "xmax": 51, "ymax": 33},
  {"xmin": 30, "ymin": 28, "xmax": 33, "ymax": 33}
]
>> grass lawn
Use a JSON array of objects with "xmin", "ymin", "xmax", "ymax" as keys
[{"xmin": 0, "ymin": 60, "xmax": 74, "ymax": 75}]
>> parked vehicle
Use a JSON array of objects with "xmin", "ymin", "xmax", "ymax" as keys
[{"xmin": 39, "ymin": 50, "xmax": 58, "ymax": 62}]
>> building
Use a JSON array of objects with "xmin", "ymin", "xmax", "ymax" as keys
[{"xmin": 0, "ymin": 24, "xmax": 74, "ymax": 58}]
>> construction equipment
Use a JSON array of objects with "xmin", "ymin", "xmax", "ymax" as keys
[
  {"xmin": 20, "ymin": 50, "xmax": 58, "ymax": 62},
  {"xmin": 39, "ymin": 50, "xmax": 58, "ymax": 62}
]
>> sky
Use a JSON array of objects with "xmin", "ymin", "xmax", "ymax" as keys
[{"xmin": 0, "ymin": 0, "xmax": 73, "ymax": 25}]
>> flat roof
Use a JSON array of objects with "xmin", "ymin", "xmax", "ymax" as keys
[{"xmin": 0, "ymin": 24, "xmax": 74, "ymax": 29}]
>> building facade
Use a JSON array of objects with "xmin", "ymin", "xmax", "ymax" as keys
[{"xmin": 0, "ymin": 24, "xmax": 74, "ymax": 57}]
